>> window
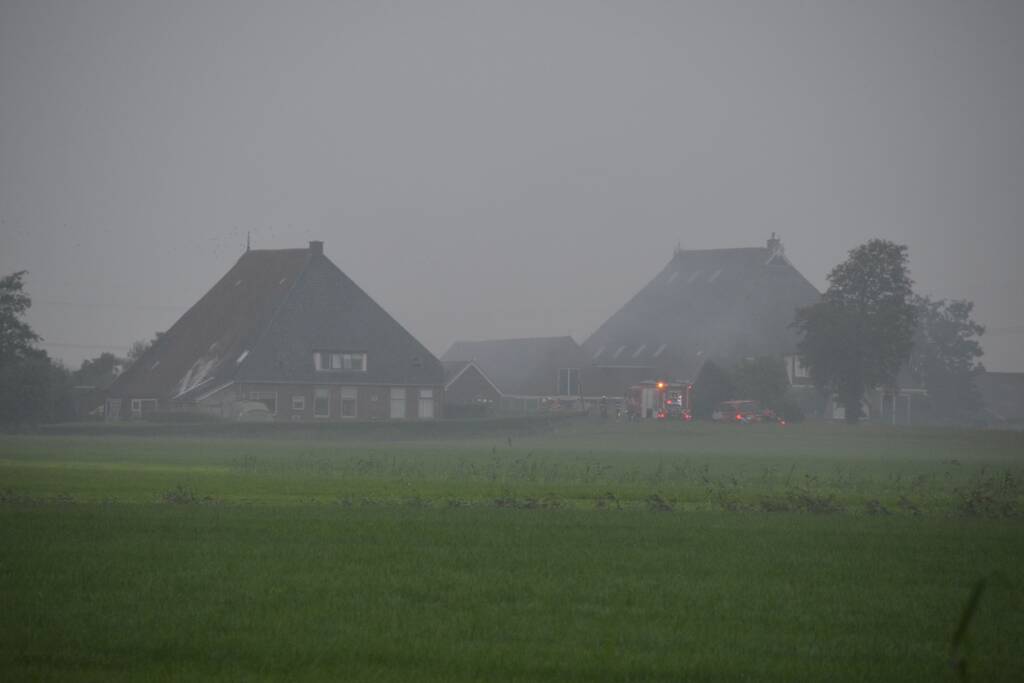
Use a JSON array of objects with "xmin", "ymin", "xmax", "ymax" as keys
[
  {"xmin": 314, "ymin": 388, "xmax": 330, "ymax": 417},
  {"xmin": 419, "ymin": 389, "xmax": 434, "ymax": 419},
  {"xmin": 390, "ymin": 388, "xmax": 406, "ymax": 419},
  {"xmin": 292, "ymin": 395, "xmax": 306, "ymax": 412},
  {"xmin": 314, "ymin": 351, "xmax": 368, "ymax": 372},
  {"xmin": 130, "ymin": 398, "xmax": 158, "ymax": 417},
  {"xmin": 557, "ymin": 369, "xmax": 580, "ymax": 396},
  {"xmin": 341, "ymin": 387, "xmax": 357, "ymax": 418},
  {"xmin": 792, "ymin": 355, "xmax": 810, "ymax": 379},
  {"xmin": 250, "ymin": 391, "xmax": 277, "ymax": 414}
]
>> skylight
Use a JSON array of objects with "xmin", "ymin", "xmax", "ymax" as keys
[
  {"xmin": 653, "ymin": 343, "xmax": 668, "ymax": 358},
  {"xmin": 612, "ymin": 345, "xmax": 627, "ymax": 359},
  {"xmin": 236, "ymin": 350, "xmax": 249, "ymax": 364},
  {"xmin": 708, "ymin": 269, "xmax": 722, "ymax": 283},
  {"xmin": 686, "ymin": 271, "xmax": 703, "ymax": 284},
  {"xmin": 666, "ymin": 271, "xmax": 680, "ymax": 284},
  {"xmin": 632, "ymin": 344, "xmax": 647, "ymax": 358},
  {"xmin": 592, "ymin": 346, "xmax": 605, "ymax": 359}
]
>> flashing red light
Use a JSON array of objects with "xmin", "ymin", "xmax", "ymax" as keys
[
  {"xmin": 736, "ymin": 414, "xmax": 743, "ymax": 421},
  {"xmin": 779, "ymin": 419, "xmax": 787, "ymax": 426}
]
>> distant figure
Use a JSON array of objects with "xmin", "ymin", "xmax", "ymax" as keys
[
  {"xmin": 599, "ymin": 396, "xmax": 608, "ymax": 420},
  {"xmin": 507, "ymin": 436, "xmax": 513, "ymax": 448}
]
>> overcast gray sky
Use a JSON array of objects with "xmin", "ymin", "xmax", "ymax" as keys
[{"xmin": 2, "ymin": 0, "xmax": 1022, "ymax": 371}]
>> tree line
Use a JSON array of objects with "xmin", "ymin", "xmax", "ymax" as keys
[
  {"xmin": 1, "ymin": 240, "xmax": 988, "ymax": 426},
  {"xmin": 0, "ymin": 271, "xmax": 156, "ymax": 426}
]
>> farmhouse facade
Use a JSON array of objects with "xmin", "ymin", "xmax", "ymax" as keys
[{"xmin": 106, "ymin": 241, "xmax": 444, "ymax": 421}]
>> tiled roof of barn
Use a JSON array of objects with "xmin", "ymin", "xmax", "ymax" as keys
[
  {"xmin": 109, "ymin": 248, "xmax": 311, "ymax": 399},
  {"xmin": 583, "ymin": 241, "xmax": 820, "ymax": 377},
  {"xmin": 441, "ymin": 336, "xmax": 587, "ymax": 397},
  {"xmin": 108, "ymin": 243, "xmax": 443, "ymax": 400}
]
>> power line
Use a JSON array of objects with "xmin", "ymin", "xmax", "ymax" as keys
[
  {"xmin": 34, "ymin": 299, "xmax": 186, "ymax": 312},
  {"xmin": 38, "ymin": 342, "xmax": 131, "ymax": 351}
]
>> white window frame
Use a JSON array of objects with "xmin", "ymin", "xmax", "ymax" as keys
[
  {"xmin": 292, "ymin": 395, "xmax": 306, "ymax": 412},
  {"xmin": 313, "ymin": 388, "xmax": 330, "ymax": 418},
  {"xmin": 390, "ymin": 388, "xmax": 406, "ymax": 419},
  {"xmin": 557, "ymin": 368, "xmax": 580, "ymax": 396},
  {"xmin": 314, "ymin": 351, "xmax": 368, "ymax": 373},
  {"xmin": 131, "ymin": 398, "xmax": 158, "ymax": 417},
  {"xmin": 340, "ymin": 387, "xmax": 357, "ymax": 418},
  {"xmin": 418, "ymin": 388, "xmax": 434, "ymax": 420},
  {"xmin": 249, "ymin": 391, "xmax": 278, "ymax": 415}
]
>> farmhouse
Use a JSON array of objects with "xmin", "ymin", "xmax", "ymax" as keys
[
  {"xmin": 583, "ymin": 235, "xmax": 821, "ymax": 381},
  {"xmin": 106, "ymin": 241, "xmax": 444, "ymax": 421}
]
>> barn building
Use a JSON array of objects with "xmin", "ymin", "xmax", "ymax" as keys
[
  {"xmin": 442, "ymin": 336, "xmax": 587, "ymax": 413},
  {"xmin": 442, "ymin": 360, "xmax": 503, "ymax": 417},
  {"xmin": 583, "ymin": 235, "xmax": 821, "ymax": 381},
  {"xmin": 106, "ymin": 241, "xmax": 444, "ymax": 421}
]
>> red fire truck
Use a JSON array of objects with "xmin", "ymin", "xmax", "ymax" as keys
[{"xmin": 624, "ymin": 380, "xmax": 692, "ymax": 421}]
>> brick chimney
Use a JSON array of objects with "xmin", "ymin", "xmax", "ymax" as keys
[{"xmin": 309, "ymin": 240, "xmax": 324, "ymax": 255}]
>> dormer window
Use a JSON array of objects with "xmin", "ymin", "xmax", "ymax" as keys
[{"xmin": 313, "ymin": 351, "xmax": 367, "ymax": 372}]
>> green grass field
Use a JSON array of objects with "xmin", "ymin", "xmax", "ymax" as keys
[{"xmin": 2, "ymin": 421, "xmax": 1022, "ymax": 681}]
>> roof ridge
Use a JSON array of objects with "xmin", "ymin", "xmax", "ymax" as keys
[
  {"xmin": 454, "ymin": 335, "xmax": 575, "ymax": 344},
  {"xmin": 672, "ymin": 246, "xmax": 769, "ymax": 254}
]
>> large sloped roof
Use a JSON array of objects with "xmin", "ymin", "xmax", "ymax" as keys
[
  {"xmin": 109, "ymin": 243, "xmax": 442, "ymax": 400},
  {"xmin": 441, "ymin": 336, "xmax": 586, "ymax": 397},
  {"xmin": 583, "ymin": 243, "xmax": 820, "ymax": 377},
  {"xmin": 110, "ymin": 248, "xmax": 311, "ymax": 399},
  {"xmin": 237, "ymin": 253, "xmax": 443, "ymax": 386}
]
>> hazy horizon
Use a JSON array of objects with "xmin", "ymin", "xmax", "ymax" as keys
[{"xmin": 2, "ymin": 1, "xmax": 1022, "ymax": 371}]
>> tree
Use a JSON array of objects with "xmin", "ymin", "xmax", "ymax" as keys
[
  {"xmin": 0, "ymin": 271, "xmax": 73, "ymax": 425},
  {"xmin": 908, "ymin": 295, "xmax": 985, "ymax": 423},
  {"xmin": 732, "ymin": 356, "xmax": 790, "ymax": 410},
  {"xmin": 125, "ymin": 332, "xmax": 163, "ymax": 368},
  {"xmin": 0, "ymin": 271, "xmax": 41, "ymax": 365},
  {"xmin": 75, "ymin": 351, "xmax": 124, "ymax": 389},
  {"xmin": 793, "ymin": 240, "xmax": 916, "ymax": 423},
  {"xmin": 691, "ymin": 360, "xmax": 735, "ymax": 419}
]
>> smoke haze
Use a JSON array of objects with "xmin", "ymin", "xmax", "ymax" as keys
[{"xmin": 1, "ymin": 0, "xmax": 1021, "ymax": 369}]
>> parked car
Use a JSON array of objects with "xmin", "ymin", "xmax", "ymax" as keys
[{"xmin": 712, "ymin": 400, "xmax": 780, "ymax": 424}]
